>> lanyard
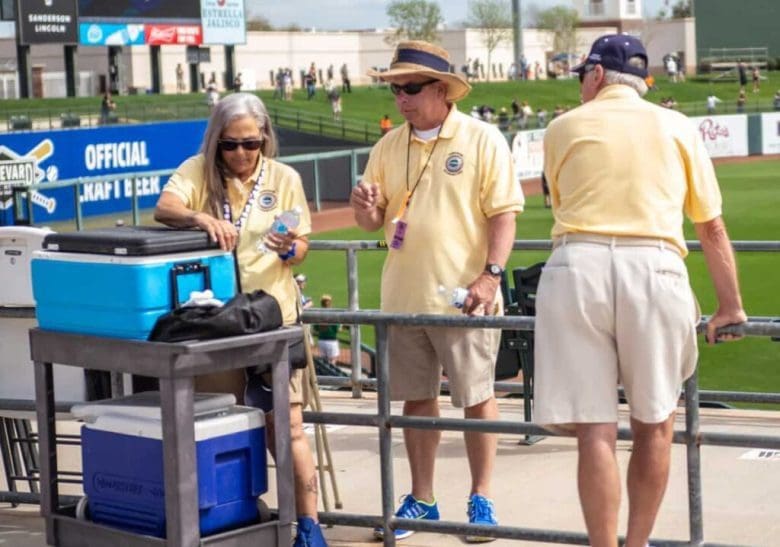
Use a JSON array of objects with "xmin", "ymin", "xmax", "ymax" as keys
[
  {"xmin": 391, "ymin": 124, "xmax": 443, "ymax": 224},
  {"xmin": 222, "ymin": 159, "xmax": 266, "ymax": 232}
]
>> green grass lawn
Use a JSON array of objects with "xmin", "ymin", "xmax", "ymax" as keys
[
  {"xmin": 1, "ymin": 74, "xmax": 776, "ymax": 137},
  {"xmin": 301, "ymin": 159, "xmax": 780, "ymax": 402}
]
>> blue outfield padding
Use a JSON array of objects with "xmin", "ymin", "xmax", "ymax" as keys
[{"xmin": 0, "ymin": 120, "xmax": 206, "ymax": 225}]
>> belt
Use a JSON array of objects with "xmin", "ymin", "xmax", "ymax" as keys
[{"xmin": 552, "ymin": 233, "xmax": 681, "ymax": 257}]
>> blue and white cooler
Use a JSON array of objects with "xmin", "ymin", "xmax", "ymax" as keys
[
  {"xmin": 71, "ymin": 392, "xmax": 268, "ymax": 538},
  {"xmin": 30, "ymin": 227, "xmax": 237, "ymax": 340}
]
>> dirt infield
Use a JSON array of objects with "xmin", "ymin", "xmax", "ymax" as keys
[{"xmin": 310, "ymin": 154, "xmax": 779, "ymax": 234}]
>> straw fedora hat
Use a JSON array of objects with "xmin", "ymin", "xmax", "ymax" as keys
[{"xmin": 367, "ymin": 40, "xmax": 471, "ymax": 102}]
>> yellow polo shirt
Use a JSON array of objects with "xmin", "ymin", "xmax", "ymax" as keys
[
  {"xmin": 543, "ymin": 85, "xmax": 722, "ymax": 256},
  {"xmin": 363, "ymin": 105, "xmax": 524, "ymax": 314},
  {"xmin": 162, "ymin": 154, "xmax": 311, "ymax": 324}
]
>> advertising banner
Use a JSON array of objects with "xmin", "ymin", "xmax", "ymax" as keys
[
  {"xmin": 690, "ymin": 114, "xmax": 749, "ymax": 158},
  {"xmin": 79, "ymin": 22, "xmax": 145, "ymax": 46},
  {"xmin": 0, "ymin": 121, "xmax": 206, "ymax": 225},
  {"xmin": 78, "ymin": 0, "xmax": 200, "ymax": 22},
  {"xmin": 511, "ymin": 129, "xmax": 545, "ymax": 181},
  {"xmin": 760, "ymin": 112, "xmax": 780, "ymax": 155},
  {"xmin": 201, "ymin": 0, "xmax": 246, "ymax": 45},
  {"xmin": 16, "ymin": 0, "xmax": 78, "ymax": 45},
  {"xmin": 145, "ymin": 24, "xmax": 202, "ymax": 46}
]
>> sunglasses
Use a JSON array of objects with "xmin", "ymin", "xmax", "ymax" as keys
[
  {"xmin": 218, "ymin": 139, "xmax": 263, "ymax": 151},
  {"xmin": 389, "ymin": 79, "xmax": 439, "ymax": 96},
  {"xmin": 578, "ymin": 64, "xmax": 597, "ymax": 84}
]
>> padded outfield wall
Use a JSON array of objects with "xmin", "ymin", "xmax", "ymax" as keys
[{"xmin": 696, "ymin": 0, "xmax": 780, "ymax": 59}]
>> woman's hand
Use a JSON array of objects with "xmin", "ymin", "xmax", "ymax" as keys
[
  {"xmin": 263, "ymin": 229, "xmax": 299, "ymax": 260},
  {"xmin": 192, "ymin": 212, "xmax": 238, "ymax": 251}
]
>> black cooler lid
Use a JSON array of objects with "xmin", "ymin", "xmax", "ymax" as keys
[{"xmin": 42, "ymin": 226, "xmax": 220, "ymax": 256}]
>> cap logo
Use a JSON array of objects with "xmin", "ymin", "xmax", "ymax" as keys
[{"xmin": 444, "ymin": 152, "xmax": 464, "ymax": 175}]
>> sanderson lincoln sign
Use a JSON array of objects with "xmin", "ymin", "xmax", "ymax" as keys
[{"xmin": 16, "ymin": 0, "xmax": 79, "ymax": 45}]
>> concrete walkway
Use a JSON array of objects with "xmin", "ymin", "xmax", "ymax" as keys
[{"xmin": 2, "ymin": 390, "xmax": 779, "ymax": 546}]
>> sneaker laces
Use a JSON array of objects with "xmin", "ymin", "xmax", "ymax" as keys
[
  {"xmin": 396, "ymin": 495, "xmax": 426, "ymax": 518},
  {"xmin": 468, "ymin": 495, "xmax": 496, "ymax": 523}
]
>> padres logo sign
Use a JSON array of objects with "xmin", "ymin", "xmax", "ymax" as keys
[
  {"xmin": 257, "ymin": 190, "xmax": 277, "ymax": 210},
  {"xmin": 444, "ymin": 152, "xmax": 464, "ymax": 175}
]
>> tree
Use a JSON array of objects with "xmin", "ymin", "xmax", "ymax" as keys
[
  {"xmin": 536, "ymin": 6, "xmax": 579, "ymax": 57},
  {"xmin": 386, "ymin": 0, "xmax": 443, "ymax": 45},
  {"xmin": 467, "ymin": 0, "xmax": 512, "ymax": 82},
  {"xmin": 670, "ymin": 1, "xmax": 693, "ymax": 18},
  {"xmin": 657, "ymin": 0, "xmax": 693, "ymax": 19},
  {"xmin": 246, "ymin": 15, "xmax": 273, "ymax": 31}
]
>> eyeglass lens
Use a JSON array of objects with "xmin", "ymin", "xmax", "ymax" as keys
[
  {"xmin": 390, "ymin": 79, "xmax": 437, "ymax": 96},
  {"xmin": 219, "ymin": 139, "xmax": 262, "ymax": 151}
]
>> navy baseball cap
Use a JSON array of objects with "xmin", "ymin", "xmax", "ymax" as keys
[{"xmin": 572, "ymin": 34, "xmax": 648, "ymax": 79}]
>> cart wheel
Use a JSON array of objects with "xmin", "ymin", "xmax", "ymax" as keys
[
  {"xmin": 256, "ymin": 497, "xmax": 271, "ymax": 523},
  {"xmin": 75, "ymin": 496, "xmax": 89, "ymax": 520}
]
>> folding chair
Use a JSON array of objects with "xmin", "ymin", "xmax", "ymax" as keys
[{"xmin": 495, "ymin": 262, "xmax": 546, "ymax": 444}]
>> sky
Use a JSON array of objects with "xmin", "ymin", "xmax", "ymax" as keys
[{"xmin": 246, "ymin": 0, "xmax": 668, "ymax": 31}]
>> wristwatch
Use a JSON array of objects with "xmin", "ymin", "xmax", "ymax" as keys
[{"xmin": 485, "ymin": 263, "xmax": 504, "ymax": 277}]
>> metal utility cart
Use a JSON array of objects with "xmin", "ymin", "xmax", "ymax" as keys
[{"xmin": 29, "ymin": 326, "xmax": 302, "ymax": 547}]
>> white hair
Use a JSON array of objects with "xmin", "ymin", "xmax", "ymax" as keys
[
  {"xmin": 198, "ymin": 93, "xmax": 278, "ymax": 217},
  {"xmin": 603, "ymin": 69, "xmax": 648, "ymax": 97}
]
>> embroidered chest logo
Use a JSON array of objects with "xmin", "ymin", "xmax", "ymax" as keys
[
  {"xmin": 257, "ymin": 190, "xmax": 277, "ymax": 210},
  {"xmin": 444, "ymin": 152, "xmax": 464, "ymax": 175}
]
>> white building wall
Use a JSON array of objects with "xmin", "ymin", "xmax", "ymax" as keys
[
  {"xmin": 574, "ymin": 0, "xmax": 643, "ymax": 21},
  {"xmin": 639, "ymin": 18, "xmax": 697, "ymax": 73},
  {"xmin": 0, "ymin": 16, "xmax": 696, "ymax": 97}
]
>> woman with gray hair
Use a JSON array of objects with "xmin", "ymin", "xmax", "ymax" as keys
[{"xmin": 154, "ymin": 92, "xmax": 327, "ymax": 547}]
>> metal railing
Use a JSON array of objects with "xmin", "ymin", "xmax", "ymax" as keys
[
  {"xmin": 10, "ymin": 149, "xmax": 372, "ymax": 227},
  {"xmin": 298, "ymin": 239, "xmax": 780, "ymax": 545}
]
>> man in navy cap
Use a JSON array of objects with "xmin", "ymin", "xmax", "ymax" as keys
[{"xmin": 535, "ymin": 34, "xmax": 746, "ymax": 547}]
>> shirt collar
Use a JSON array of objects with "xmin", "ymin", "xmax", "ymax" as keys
[
  {"xmin": 405, "ymin": 104, "xmax": 461, "ymax": 142},
  {"xmin": 593, "ymin": 84, "xmax": 641, "ymax": 102}
]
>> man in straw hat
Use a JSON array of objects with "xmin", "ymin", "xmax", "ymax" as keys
[
  {"xmin": 535, "ymin": 34, "xmax": 746, "ymax": 546},
  {"xmin": 350, "ymin": 40, "xmax": 524, "ymax": 542}
]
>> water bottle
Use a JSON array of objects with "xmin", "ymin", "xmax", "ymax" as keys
[
  {"xmin": 257, "ymin": 206, "xmax": 302, "ymax": 253},
  {"xmin": 438, "ymin": 284, "xmax": 469, "ymax": 309}
]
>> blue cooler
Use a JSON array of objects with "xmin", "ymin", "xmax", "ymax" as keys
[
  {"xmin": 72, "ymin": 392, "xmax": 267, "ymax": 538},
  {"xmin": 30, "ymin": 227, "xmax": 237, "ymax": 340}
]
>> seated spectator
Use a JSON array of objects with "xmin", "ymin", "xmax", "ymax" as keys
[
  {"xmin": 736, "ymin": 89, "xmax": 747, "ymax": 113},
  {"xmin": 294, "ymin": 273, "xmax": 312, "ymax": 309},
  {"xmin": 380, "ymin": 114, "xmax": 393, "ymax": 134},
  {"xmin": 552, "ymin": 105, "xmax": 565, "ymax": 119},
  {"xmin": 536, "ymin": 107, "xmax": 547, "ymax": 128},
  {"xmin": 706, "ymin": 93, "xmax": 721, "ymax": 115},
  {"xmin": 774, "ymin": 90, "xmax": 780, "ymax": 111},
  {"xmin": 470, "ymin": 105, "xmax": 482, "ymax": 120},
  {"xmin": 312, "ymin": 294, "xmax": 341, "ymax": 365},
  {"xmin": 497, "ymin": 107, "xmax": 510, "ymax": 130}
]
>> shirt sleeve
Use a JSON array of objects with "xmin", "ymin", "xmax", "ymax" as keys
[
  {"xmin": 682, "ymin": 124, "xmax": 723, "ymax": 223},
  {"xmin": 362, "ymin": 139, "xmax": 389, "ymax": 211},
  {"xmin": 161, "ymin": 155, "xmax": 206, "ymax": 211},
  {"xmin": 479, "ymin": 125, "xmax": 525, "ymax": 217}
]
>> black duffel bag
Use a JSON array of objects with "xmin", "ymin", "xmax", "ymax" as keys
[{"xmin": 148, "ymin": 289, "xmax": 283, "ymax": 342}]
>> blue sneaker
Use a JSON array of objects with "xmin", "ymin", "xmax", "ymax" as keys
[
  {"xmin": 294, "ymin": 516, "xmax": 328, "ymax": 547},
  {"xmin": 373, "ymin": 494, "xmax": 440, "ymax": 540},
  {"xmin": 465, "ymin": 494, "xmax": 498, "ymax": 543}
]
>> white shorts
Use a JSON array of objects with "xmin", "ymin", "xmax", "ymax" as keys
[
  {"xmin": 318, "ymin": 339, "xmax": 340, "ymax": 359},
  {"xmin": 533, "ymin": 235, "xmax": 700, "ymax": 426}
]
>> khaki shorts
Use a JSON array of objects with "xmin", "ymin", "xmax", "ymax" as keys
[
  {"xmin": 533, "ymin": 235, "xmax": 700, "ymax": 426},
  {"xmin": 388, "ymin": 324, "xmax": 501, "ymax": 408}
]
